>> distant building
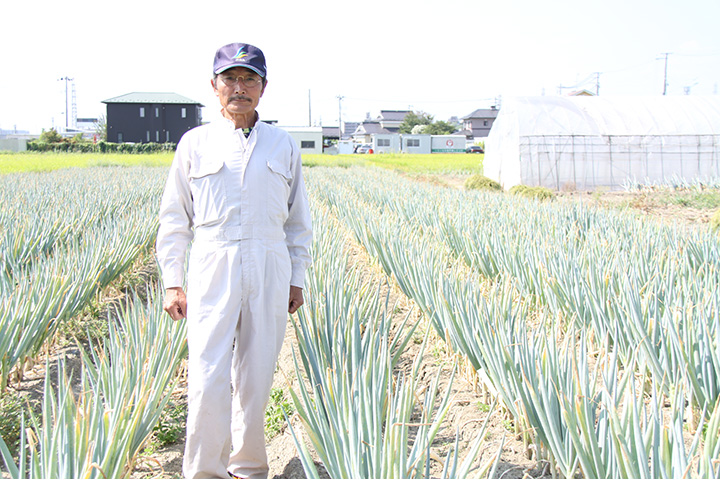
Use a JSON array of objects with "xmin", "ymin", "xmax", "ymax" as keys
[
  {"xmin": 371, "ymin": 133, "xmax": 401, "ymax": 153},
  {"xmin": 280, "ymin": 126, "xmax": 323, "ymax": 154},
  {"xmin": 76, "ymin": 118, "xmax": 99, "ymax": 132},
  {"xmin": 0, "ymin": 128, "xmax": 30, "ymax": 138},
  {"xmin": 341, "ymin": 121, "xmax": 359, "ymax": 140},
  {"xmin": 376, "ymin": 110, "xmax": 411, "ymax": 133},
  {"xmin": 461, "ymin": 106, "xmax": 500, "ymax": 138},
  {"xmin": 568, "ymin": 89, "xmax": 595, "ymax": 96},
  {"xmin": 352, "ymin": 121, "xmax": 390, "ymax": 144},
  {"xmin": 102, "ymin": 92, "xmax": 203, "ymax": 143}
]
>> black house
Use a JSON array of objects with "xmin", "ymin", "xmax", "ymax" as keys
[{"xmin": 102, "ymin": 92, "xmax": 203, "ymax": 144}]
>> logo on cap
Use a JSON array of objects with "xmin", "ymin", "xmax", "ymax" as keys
[{"xmin": 232, "ymin": 48, "xmax": 248, "ymax": 62}]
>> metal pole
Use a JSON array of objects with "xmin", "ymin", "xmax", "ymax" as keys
[
  {"xmin": 661, "ymin": 53, "xmax": 670, "ymax": 95},
  {"xmin": 58, "ymin": 76, "xmax": 73, "ymax": 130},
  {"xmin": 65, "ymin": 77, "xmax": 68, "ymax": 129},
  {"xmin": 337, "ymin": 95, "xmax": 344, "ymax": 137}
]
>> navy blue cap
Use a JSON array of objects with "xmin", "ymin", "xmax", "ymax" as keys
[{"xmin": 213, "ymin": 43, "xmax": 267, "ymax": 78}]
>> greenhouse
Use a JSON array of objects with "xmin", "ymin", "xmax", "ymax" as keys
[{"xmin": 483, "ymin": 96, "xmax": 720, "ymax": 190}]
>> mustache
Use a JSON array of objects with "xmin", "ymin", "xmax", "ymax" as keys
[{"xmin": 229, "ymin": 95, "xmax": 252, "ymax": 102}]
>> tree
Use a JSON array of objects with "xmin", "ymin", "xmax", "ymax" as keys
[
  {"xmin": 94, "ymin": 114, "xmax": 107, "ymax": 141},
  {"xmin": 424, "ymin": 120, "xmax": 457, "ymax": 135},
  {"xmin": 39, "ymin": 128, "xmax": 63, "ymax": 143},
  {"xmin": 399, "ymin": 111, "xmax": 433, "ymax": 134}
]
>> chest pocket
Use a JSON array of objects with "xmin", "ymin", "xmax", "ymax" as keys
[
  {"xmin": 265, "ymin": 157, "xmax": 293, "ymax": 224},
  {"xmin": 266, "ymin": 158, "xmax": 292, "ymax": 185},
  {"xmin": 188, "ymin": 158, "xmax": 226, "ymax": 226}
]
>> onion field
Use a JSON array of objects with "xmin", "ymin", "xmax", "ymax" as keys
[{"xmin": 1, "ymin": 162, "xmax": 719, "ymax": 478}]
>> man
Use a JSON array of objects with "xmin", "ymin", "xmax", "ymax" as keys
[{"xmin": 156, "ymin": 42, "xmax": 312, "ymax": 479}]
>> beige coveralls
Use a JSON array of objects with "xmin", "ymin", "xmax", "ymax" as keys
[{"xmin": 156, "ymin": 117, "xmax": 312, "ymax": 478}]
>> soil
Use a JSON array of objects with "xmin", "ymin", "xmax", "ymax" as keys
[{"xmin": 5, "ymin": 178, "xmax": 717, "ymax": 480}]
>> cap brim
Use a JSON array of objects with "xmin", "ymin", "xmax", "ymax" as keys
[{"xmin": 214, "ymin": 63, "xmax": 265, "ymax": 77}]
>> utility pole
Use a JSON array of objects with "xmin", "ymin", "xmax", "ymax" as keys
[
  {"xmin": 58, "ymin": 76, "xmax": 74, "ymax": 130},
  {"xmin": 658, "ymin": 53, "xmax": 671, "ymax": 95},
  {"xmin": 337, "ymin": 95, "xmax": 344, "ymax": 137},
  {"xmin": 594, "ymin": 72, "xmax": 601, "ymax": 95}
]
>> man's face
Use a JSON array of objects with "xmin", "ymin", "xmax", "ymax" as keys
[{"xmin": 212, "ymin": 67, "xmax": 266, "ymax": 117}]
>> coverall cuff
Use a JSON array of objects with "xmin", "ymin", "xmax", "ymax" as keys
[
  {"xmin": 162, "ymin": 272, "xmax": 185, "ymax": 291},
  {"xmin": 290, "ymin": 270, "xmax": 306, "ymax": 289}
]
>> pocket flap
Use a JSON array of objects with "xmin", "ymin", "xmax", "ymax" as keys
[
  {"xmin": 189, "ymin": 158, "xmax": 224, "ymax": 179},
  {"xmin": 266, "ymin": 159, "xmax": 292, "ymax": 180}
]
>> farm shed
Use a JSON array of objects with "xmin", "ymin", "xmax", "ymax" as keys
[{"xmin": 484, "ymin": 96, "xmax": 720, "ymax": 190}]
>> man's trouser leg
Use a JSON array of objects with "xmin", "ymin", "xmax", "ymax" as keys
[
  {"xmin": 183, "ymin": 246, "xmax": 242, "ymax": 479},
  {"xmin": 227, "ymin": 286, "xmax": 289, "ymax": 478}
]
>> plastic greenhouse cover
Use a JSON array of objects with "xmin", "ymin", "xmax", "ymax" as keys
[{"xmin": 501, "ymin": 95, "xmax": 720, "ymax": 137}]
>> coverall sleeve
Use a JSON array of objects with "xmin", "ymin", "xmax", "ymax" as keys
[
  {"xmin": 156, "ymin": 135, "xmax": 195, "ymax": 289},
  {"xmin": 284, "ymin": 143, "xmax": 312, "ymax": 289}
]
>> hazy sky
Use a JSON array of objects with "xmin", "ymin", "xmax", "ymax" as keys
[{"xmin": 2, "ymin": 0, "xmax": 718, "ymax": 133}]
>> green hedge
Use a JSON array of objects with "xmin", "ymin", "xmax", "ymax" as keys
[{"xmin": 27, "ymin": 141, "xmax": 176, "ymax": 153}]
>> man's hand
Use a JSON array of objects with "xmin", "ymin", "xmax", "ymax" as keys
[
  {"xmin": 163, "ymin": 287, "xmax": 187, "ymax": 321},
  {"xmin": 288, "ymin": 286, "xmax": 304, "ymax": 314}
]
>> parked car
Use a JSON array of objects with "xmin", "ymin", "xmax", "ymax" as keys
[
  {"xmin": 356, "ymin": 144, "xmax": 374, "ymax": 154},
  {"xmin": 466, "ymin": 145, "xmax": 484, "ymax": 154}
]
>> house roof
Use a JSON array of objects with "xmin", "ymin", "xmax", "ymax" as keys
[
  {"xmin": 378, "ymin": 110, "xmax": 411, "ymax": 121},
  {"xmin": 568, "ymin": 89, "xmax": 595, "ymax": 96},
  {"xmin": 102, "ymin": 92, "xmax": 204, "ymax": 106},
  {"xmin": 322, "ymin": 126, "xmax": 340, "ymax": 138},
  {"xmin": 462, "ymin": 108, "xmax": 499, "ymax": 120},
  {"xmin": 354, "ymin": 122, "xmax": 391, "ymax": 135}
]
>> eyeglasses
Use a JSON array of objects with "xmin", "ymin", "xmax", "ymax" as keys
[{"xmin": 218, "ymin": 73, "xmax": 263, "ymax": 88}]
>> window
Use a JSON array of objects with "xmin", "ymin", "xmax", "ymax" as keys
[
  {"xmin": 181, "ymin": 108, "xmax": 187, "ymax": 118},
  {"xmin": 166, "ymin": 131, "xmax": 170, "ymax": 142},
  {"xmin": 146, "ymin": 131, "xmax": 150, "ymax": 142},
  {"xmin": 155, "ymin": 107, "xmax": 160, "ymax": 117},
  {"xmin": 139, "ymin": 107, "xmax": 145, "ymax": 118},
  {"xmin": 407, "ymin": 139, "xmax": 420, "ymax": 147},
  {"xmin": 156, "ymin": 131, "xmax": 160, "ymax": 142},
  {"xmin": 117, "ymin": 132, "xmax": 123, "ymax": 142},
  {"xmin": 377, "ymin": 138, "xmax": 390, "ymax": 147},
  {"xmin": 483, "ymin": 120, "xmax": 489, "ymax": 126},
  {"xmin": 301, "ymin": 140, "xmax": 315, "ymax": 149}
]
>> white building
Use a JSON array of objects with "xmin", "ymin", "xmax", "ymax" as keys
[
  {"xmin": 430, "ymin": 135, "xmax": 466, "ymax": 153},
  {"xmin": 401, "ymin": 134, "xmax": 431, "ymax": 154},
  {"xmin": 280, "ymin": 126, "xmax": 323, "ymax": 154},
  {"xmin": 372, "ymin": 133, "xmax": 401, "ymax": 153}
]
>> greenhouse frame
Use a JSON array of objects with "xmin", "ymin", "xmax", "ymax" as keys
[{"xmin": 483, "ymin": 96, "xmax": 720, "ymax": 190}]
